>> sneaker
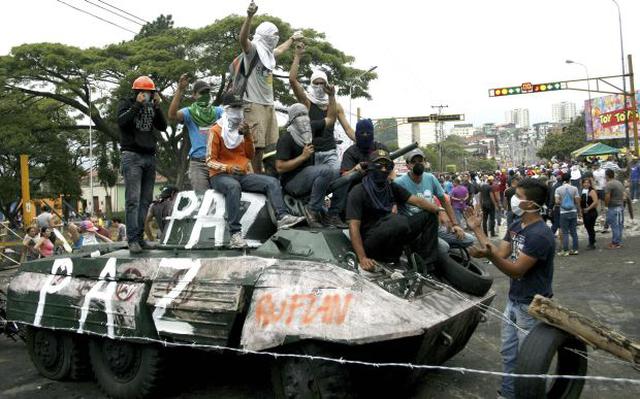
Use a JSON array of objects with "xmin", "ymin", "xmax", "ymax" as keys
[
  {"xmin": 277, "ymin": 214, "xmax": 305, "ymax": 230},
  {"xmin": 557, "ymin": 250, "xmax": 569, "ymax": 257},
  {"xmin": 128, "ymin": 242, "xmax": 142, "ymax": 254},
  {"xmin": 569, "ymin": 250, "xmax": 579, "ymax": 255},
  {"xmin": 324, "ymin": 214, "xmax": 348, "ymax": 229},
  {"xmin": 229, "ymin": 232, "xmax": 247, "ymax": 249},
  {"xmin": 303, "ymin": 206, "xmax": 324, "ymax": 229}
]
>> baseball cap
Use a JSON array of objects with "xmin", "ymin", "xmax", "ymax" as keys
[
  {"xmin": 192, "ymin": 80, "xmax": 211, "ymax": 94},
  {"xmin": 369, "ymin": 148, "xmax": 392, "ymax": 163},
  {"xmin": 404, "ymin": 148, "xmax": 425, "ymax": 162}
]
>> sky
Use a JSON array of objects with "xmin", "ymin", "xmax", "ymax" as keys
[{"xmin": 1, "ymin": 0, "xmax": 639, "ymax": 127}]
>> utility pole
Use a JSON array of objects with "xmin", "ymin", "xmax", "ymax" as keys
[{"xmin": 431, "ymin": 104, "xmax": 448, "ymax": 172}]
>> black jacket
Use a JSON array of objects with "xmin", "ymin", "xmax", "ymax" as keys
[{"xmin": 117, "ymin": 97, "xmax": 167, "ymax": 155}]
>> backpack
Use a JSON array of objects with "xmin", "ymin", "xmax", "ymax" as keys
[
  {"xmin": 225, "ymin": 52, "xmax": 260, "ymax": 99},
  {"xmin": 560, "ymin": 187, "xmax": 576, "ymax": 211}
]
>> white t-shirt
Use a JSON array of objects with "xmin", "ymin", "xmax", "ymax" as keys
[{"xmin": 593, "ymin": 169, "xmax": 606, "ymax": 191}]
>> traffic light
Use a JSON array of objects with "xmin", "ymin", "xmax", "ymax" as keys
[{"xmin": 488, "ymin": 82, "xmax": 564, "ymax": 97}]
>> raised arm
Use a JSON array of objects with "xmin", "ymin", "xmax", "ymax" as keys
[
  {"xmin": 324, "ymin": 84, "xmax": 337, "ymax": 127},
  {"xmin": 168, "ymin": 74, "xmax": 189, "ymax": 123},
  {"xmin": 289, "ymin": 43, "xmax": 310, "ymax": 107},
  {"xmin": 240, "ymin": 2, "xmax": 258, "ymax": 53}
]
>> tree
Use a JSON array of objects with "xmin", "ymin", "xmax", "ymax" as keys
[
  {"xmin": 537, "ymin": 116, "xmax": 587, "ymax": 161},
  {"xmin": 0, "ymin": 93, "xmax": 85, "ymax": 226},
  {"xmin": 0, "ymin": 14, "xmax": 376, "ymax": 189},
  {"xmin": 424, "ymin": 135, "xmax": 468, "ymax": 172}
]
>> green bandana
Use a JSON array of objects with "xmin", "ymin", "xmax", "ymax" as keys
[{"xmin": 188, "ymin": 94, "xmax": 217, "ymax": 127}]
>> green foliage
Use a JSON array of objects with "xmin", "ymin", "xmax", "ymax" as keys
[
  {"xmin": 0, "ymin": 13, "xmax": 375, "ymax": 188},
  {"xmin": 467, "ymin": 157, "xmax": 498, "ymax": 172},
  {"xmin": 424, "ymin": 135, "xmax": 469, "ymax": 172},
  {"xmin": 374, "ymin": 118, "xmax": 398, "ymax": 150},
  {"xmin": 537, "ymin": 116, "xmax": 587, "ymax": 161},
  {"xmin": 0, "ymin": 93, "xmax": 84, "ymax": 225}
]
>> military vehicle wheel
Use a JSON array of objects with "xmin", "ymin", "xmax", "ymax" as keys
[
  {"xmin": 26, "ymin": 327, "xmax": 85, "ymax": 380},
  {"xmin": 438, "ymin": 253, "xmax": 493, "ymax": 297},
  {"xmin": 271, "ymin": 343, "xmax": 354, "ymax": 399},
  {"xmin": 515, "ymin": 323, "xmax": 587, "ymax": 399},
  {"xmin": 89, "ymin": 338, "xmax": 165, "ymax": 399}
]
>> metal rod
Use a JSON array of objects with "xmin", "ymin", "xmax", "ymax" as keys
[
  {"xmin": 628, "ymin": 54, "xmax": 639, "ymax": 155},
  {"xmin": 88, "ymin": 86, "xmax": 93, "ymax": 216},
  {"xmin": 611, "ymin": 0, "xmax": 629, "ymax": 146}
]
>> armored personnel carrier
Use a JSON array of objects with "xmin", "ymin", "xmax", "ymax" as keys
[{"xmin": 4, "ymin": 147, "xmax": 495, "ymax": 398}]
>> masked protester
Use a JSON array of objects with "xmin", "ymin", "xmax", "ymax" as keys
[
  {"xmin": 117, "ymin": 75, "xmax": 168, "ymax": 254},
  {"xmin": 168, "ymin": 75, "xmax": 223, "ymax": 193},
  {"xmin": 465, "ymin": 178, "xmax": 555, "ymax": 399},
  {"xmin": 345, "ymin": 149, "xmax": 440, "ymax": 272},
  {"xmin": 275, "ymin": 102, "xmax": 347, "ymax": 228},
  {"xmin": 289, "ymin": 43, "xmax": 356, "ymax": 169},
  {"xmin": 340, "ymin": 119, "xmax": 387, "ymax": 176},
  {"xmin": 240, "ymin": 2, "xmax": 302, "ymax": 173},
  {"xmin": 207, "ymin": 94, "xmax": 305, "ymax": 249},
  {"xmin": 394, "ymin": 148, "xmax": 468, "ymax": 260}
]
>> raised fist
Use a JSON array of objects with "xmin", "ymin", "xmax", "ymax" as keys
[{"xmin": 247, "ymin": 1, "xmax": 258, "ymax": 16}]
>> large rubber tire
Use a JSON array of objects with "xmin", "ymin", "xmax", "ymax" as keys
[
  {"xmin": 437, "ymin": 253, "xmax": 493, "ymax": 297},
  {"xmin": 271, "ymin": 342, "xmax": 354, "ymax": 399},
  {"xmin": 89, "ymin": 338, "xmax": 165, "ymax": 399},
  {"xmin": 26, "ymin": 327, "xmax": 89, "ymax": 380},
  {"xmin": 515, "ymin": 323, "xmax": 588, "ymax": 399}
]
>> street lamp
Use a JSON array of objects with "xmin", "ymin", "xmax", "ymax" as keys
[
  {"xmin": 565, "ymin": 60, "xmax": 591, "ymax": 101},
  {"xmin": 349, "ymin": 65, "xmax": 378, "ymax": 125},
  {"xmin": 610, "ymin": 0, "xmax": 629, "ymax": 145}
]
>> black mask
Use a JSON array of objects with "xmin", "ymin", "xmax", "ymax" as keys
[
  {"xmin": 412, "ymin": 163, "xmax": 425, "ymax": 176},
  {"xmin": 371, "ymin": 169, "xmax": 390, "ymax": 186}
]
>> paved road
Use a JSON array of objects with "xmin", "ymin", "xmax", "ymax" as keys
[{"xmin": 1, "ymin": 233, "xmax": 639, "ymax": 398}]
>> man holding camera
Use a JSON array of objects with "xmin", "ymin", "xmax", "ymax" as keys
[
  {"xmin": 117, "ymin": 75, "xmax": 167, "ymax": 254},
  {"xmin": 207, "ymin": 94, "xmax": 304, "ymax": 248}
]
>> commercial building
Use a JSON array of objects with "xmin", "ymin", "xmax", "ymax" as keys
[
  {"xmin": 552, "ymin": 102, "xmax": 578, "ymax": 124},
  {"xmin": 504, "ymin": 108, "xmax": 530, "ymax": 128}
]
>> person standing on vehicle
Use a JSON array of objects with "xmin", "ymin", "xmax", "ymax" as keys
[
  {"xmin": 117, "ymin": 75, "xmax": 167, "ymax": 254},
  {"xmin": 239, "ymin": 1, "xmax": 301, "ymax": 173},
  {"xmin": 464, "ymin": 178, "xmax": 555, "ymax": 399},
  {"xmin": 207, "ymin": 94, "xmax": 305, "ymax": 248},
  {"xmin": 168, "ymin": 75, "xmax": 223, "ymax": 193},
  {"xmin": 346, "ymin": 149, "xmax": 441, "ymax": 270},
  {"xmin": 580, "ymin": 178, "xmax": 599, "ymax": 250},
  {"xmin": 604, "ymin": 169, "xmax": 625, "ymax": 249},
  {"xmin": 554, "ymin": 173, "xmax": 581, "ymax": 256},
  {"xmin": 289, "ymin": 42, "xmax": 355, "ymax": 168}
]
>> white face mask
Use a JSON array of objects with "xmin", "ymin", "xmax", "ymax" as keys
[
  {"xmin": 292, "ymin": 115, "xmax": 312, "ymax": 135},
  {"xmin": 311, "ymin": 84, "xmax": 325, "ymax": 98},
  {"xmin": 225, "ymin": 107, "xmax": 243, "ymax": 129},
  {"xmin": 264, "ymin": 34, "xmax": 279, "ymax": 50},
  {"xmin": 511, "ymin": 195, "xmax": 540, "ymax": 217}
]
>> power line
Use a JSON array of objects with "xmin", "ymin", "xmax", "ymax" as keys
[
  {"xmin": 56, "ymin": 0, "xmax": 137, "ymax": 34},
  {"xmin": 83, "ymin": 0, "xmax": 143, "ymax": 26},
  {"xmin": 95, "ymin": 0, "xmax": 149, "ymax": 24}
]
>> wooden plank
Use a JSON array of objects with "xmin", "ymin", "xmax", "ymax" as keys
[{"xmin": 528, "ymin": 294, "xmax": 640, "ymax": 367}]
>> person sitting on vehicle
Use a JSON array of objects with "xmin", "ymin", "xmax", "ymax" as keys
[
  {"xmin": 340, "ymin": 119, "xmax": 387, "ymax": 176},
  {"xmin": 275, "ymin": 100, "xmax": 347, "ymax": 229},
  {"xmin": 464, "ymin": 178, "xmax": 554, "ymax": 399},
  {"xmin": 207, "ymin": 94, "xmax": 305, "ymax": 248},
  {"xmin": 145, "ymin": 185, "xmax": 179, "ymax": 242},
  {"xmin": 34, "ymin": 227, "xmax": 55, "ymax": 258},
  {"xmin": 394, "ymin": 148, "xmax": 465, "ymax": 243},
  {"xmin": 346, "ymin": 149, "xmax": 440, "ymax": 271},
  {"xmin": 22, "ymin": 226, "xmax": 41, "ymax": 261},
  {"xmin": 168, "ymin": 75, "xmax": 223, "ymax": 194},
  {"xmin": 289, "ymin": 42, "xmax": 355, "ymax": 168}
]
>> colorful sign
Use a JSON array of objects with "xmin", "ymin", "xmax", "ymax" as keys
[
  {"xmin": 584, "ymin": 91, "xmax": 640, "ymax": 141},
  {"xmin": 488, "ymin": 82, "xmax": 564, "ymax": 97}
]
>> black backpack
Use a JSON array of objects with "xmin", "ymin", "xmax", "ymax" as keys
[{"xmin": 225, "ymin": 52, "xmax": 260, "ymax": 98}]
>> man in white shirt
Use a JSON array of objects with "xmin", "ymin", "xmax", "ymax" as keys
[{"xmin": 591, "ymin": 162, "xmax": 608, "ymax": 232}]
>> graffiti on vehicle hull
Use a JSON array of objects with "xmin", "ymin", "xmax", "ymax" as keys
[
  {"xmin": 255, "ymin": 292, "xmax": 353, "ymax": 328},
  {"xmin": 34, "ymin": 258, "xmax": 73, "ymax": 327}
]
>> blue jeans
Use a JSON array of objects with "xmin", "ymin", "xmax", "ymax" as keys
[
  {"xmin": 122, "ymin": 151, "xmax": 156, "ymax": 243},
  {"xmin": 453, "ymin": 208, "xmax": 464, "ymax": 226},
  {"xmin": 500, "ymin": 299, "xmax": 538, "ymax": 399},
  {"xmin": 210, "ymin": 173, "xmax": 288, "ymax": 234},
  {"xmin": 631, "ymin": 180, "xmax": 640, "ymax": 201},
  {"xmin": 607, "ymin": 206, "xmax": 624, "ymax": 245},
  {"xmin": 559, "ymin": 212, "xmax": 578, "ymax": 251},
  {"xmin": 314, "ymin": 149, "xmax": 339, "ymax": 169},
  {"xmin": 284, "ymin": 165, "xmax": 341, "ymax": 214}
]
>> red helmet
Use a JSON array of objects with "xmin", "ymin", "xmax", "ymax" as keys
[{"xmin": 132, "ymin": 76, "xmax": 156, "ymax": 91}]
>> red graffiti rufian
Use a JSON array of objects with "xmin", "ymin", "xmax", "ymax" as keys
[{"xmin": 255, "ymin": 292, "xmax": 353, "ymax": 328}]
